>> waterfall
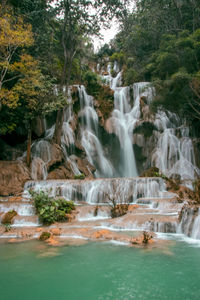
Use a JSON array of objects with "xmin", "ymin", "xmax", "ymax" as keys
[
  {"xmin": 178, "ymin": 206, "xmax": 200, "ymax": 239},
  {"xmin": 24, "ymin": 177, "xmax": 168, "ymax": 204},
  {"xmin": 152, "ymin": 112, "xmax": 200, "ymax": 181},
  {"xmin": 78, "ymin": 85, "xmax": 114, "ymax": 177},
  {"xmin": 105, "ymin": 81, "xmax": 154, "ymax": 177}
]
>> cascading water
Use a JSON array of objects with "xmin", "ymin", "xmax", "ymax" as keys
[
  {"xmin": 152, "ymin": 111, "xmax": 200, "ymax": 182},
  {"xmin": 78, "ymin": 85, "xmax": 114, "ymax": 177},
  {"xmin": 105, "ymin": 68, "xmax": 155, "ymax": 177},
  {"xmin": 24, "ymin": 177, "xmax": 168, "ymax": 204}
]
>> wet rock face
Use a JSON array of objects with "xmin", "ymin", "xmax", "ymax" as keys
[
  {"xmin": 46, "ymin": 143, "xmax": 64, "ymax": 171},
  {"xmin": 193, "ymin": 139, "xmax": 200, "ymax": 169},
  {"xmin": 47, "ymin": 156, "xmax": 95, "ymax": 180},
  {"xmin": 0, "ymin": 161, "xmax": 31, "ymax": 196},
  {"xmin": 32, "ymin": 116, "xmax": 46, "ymax": 138},
  {"xmin": 47, "ymin": 165, "xmax": 73, "ymax": 180}
]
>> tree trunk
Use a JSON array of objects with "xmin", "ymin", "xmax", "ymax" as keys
[{"xmin": 27, "ymin": 122, "xmax": 32, "ymax": 167}]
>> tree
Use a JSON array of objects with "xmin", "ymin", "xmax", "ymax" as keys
[
  {"xmin": 0, "ymin": 4, "xmax": 33, "ymax": 108},
  {"xmin": 189, "ymin": 78, "xmax": 200, "ymax": 121},
  {"xmin": 0, "ymin": 3, "xmax": 60, "ymax": 166}
]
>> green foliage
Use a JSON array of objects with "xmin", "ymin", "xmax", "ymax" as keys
[
  {"xmin": 110, "ymin": 52, "xmax": 124, "ymax": 65},
  {"xmin": 133, "ymin": 122, "xmax": 157, "ymax": 138},
  {"xmin": 154, "ymin": 52, "xmax": 179, "ymax": 79},
  {"xmin": 29, "ymin": 190, "xmax": 75, "ymax": 225},
  {"xmin": 96, "ymin": 44, "xmax": 114, "ymax": 59},
  {"xmin": 39, "ymin": 231, "xmax": 51, "ymax": 241},
  {"xmin": 152, "ymin": 69, "xmax": 192, "ymax": 115},
  {"xmin": 83, "ymin": 70, "xmax": 100, "ymax": 95},
  {"xmin": 123, "ymin": 67, "xmax": 141, "ymax": 85},
  {"xmin": 74, "ymin": 173, "xmax": 85, "ymax": 180},
  {"xmin": 4, "ymin": 224, "xmax": 11, "ymax": 232}
]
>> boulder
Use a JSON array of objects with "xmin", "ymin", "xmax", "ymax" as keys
[
  {"xmin": 0, "ymin": 161, "xmax": 31, "ymax": 196},
  {"xmin": 46, "ymin": 143, "xmax": 64, "ymax": 171},
  {"xmin": 47, "ymin": 165, "xmax": 73, "ymax": 180},
  {"xmin": 1, "ymin": 210, "xmax": 17, "ymax": 224}
]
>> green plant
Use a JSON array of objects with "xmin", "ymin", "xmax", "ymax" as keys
[
  {"xmin": 39, "ymin": 232, "xmax": 51, "ymax": 241},
  {"xmin": 74, "ymin": 173, "xmax": 85, "ymax": 180},
  {"xmin": 29, "ymin": 190, "xmax": 75, "ymax": 225},
  {"xmin": 4, "ymin": 224, "xmax": 11, "ymax": 232}
]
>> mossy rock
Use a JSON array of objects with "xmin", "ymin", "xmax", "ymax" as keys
[
  {"xmin": 39, "ymin": 232, "xmax": 51, "ymax": 241},
  {"xmin": 140, "ymin": 167, "xmax": 160, "ymax": 177},
  {"xmin": 74, "ymin": 173, "xmax": 85, "ymax": 180},
  {"xmin": 133, "ymin": 122, "xmax": 157, "ymax": 138},
  {"xmin": 1, "ymin": 210, "xmax": 17, "ymax": 225}
]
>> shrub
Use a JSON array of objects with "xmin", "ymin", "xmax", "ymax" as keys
[
  {"xmin": 83, "ymin": 70, "xmax": 101, "ymax": 95},
  {"xmin": 110, "ymin": 52, "xmax": 125, "ymax": 65},
  {"xmin": 29, "ymin": 190, "xmax": 75, "ymax": 225},
  {"xmin": 39, "ymin": 232, "xmax": 51, "ymax": 241},
  {"xmin": 110, "ymin": 204, "xmax": 129, "ymax": 218}
]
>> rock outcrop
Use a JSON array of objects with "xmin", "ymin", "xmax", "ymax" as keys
[
  {"xmin": 0, "ymin": 161, "xmax": 31, "ymax": 196},
  {"xmin": 47, "ymin": 156, "xmax": 95, "ymax": 180}
]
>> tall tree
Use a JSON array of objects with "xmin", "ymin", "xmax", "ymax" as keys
[{"xmin": 0, "ymin": 4, "xmax": 33, "ymax": 108}]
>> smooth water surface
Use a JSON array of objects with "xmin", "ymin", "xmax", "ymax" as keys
[{"xmin": 0, "ymin": 240, "xmax": 200, "ymax": 300}]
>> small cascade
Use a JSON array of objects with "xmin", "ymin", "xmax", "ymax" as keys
[
  {"xmin": 178, "ymin": 206, "xmax": 200, "ymax": 239},
  {"xmin": 24, "ymin": 177, "xmax": 169, "ymax": 204},
  {"xmin": 0, "ymin": 200, "xmax": 39, "ymax": 228},
  {"xmin": 78, "ymin": 85, "xmax": 113, "ymax": 177}
]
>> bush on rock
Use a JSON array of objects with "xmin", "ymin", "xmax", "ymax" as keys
[{"xmin": 29, "ymin": 190, "xmax": 75, "ymax": 225}]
